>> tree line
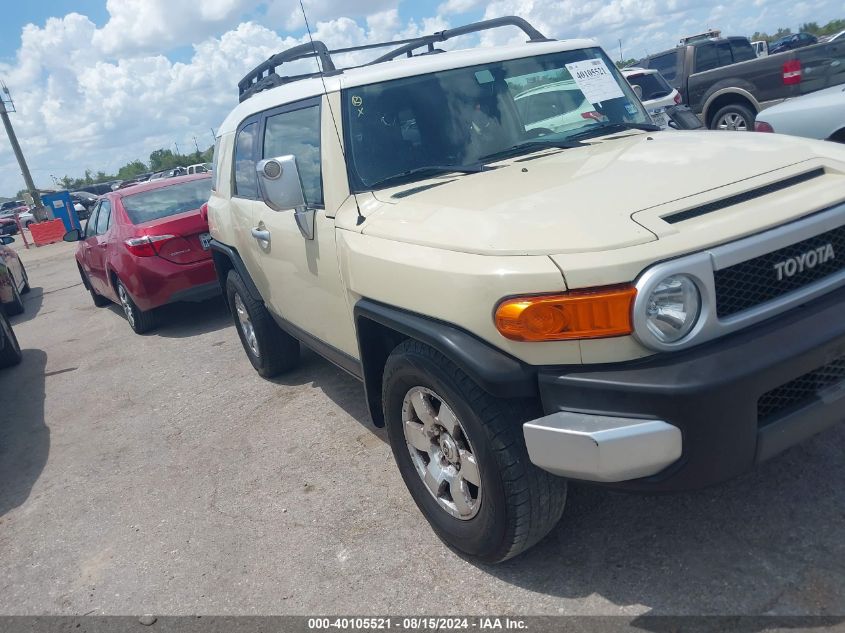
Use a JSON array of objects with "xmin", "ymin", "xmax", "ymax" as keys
[
  {"xmin": 752, "ymin": 17, "xmax": 844, "ymax": 42},
  {"xmin": 13, "ymin": 145, "xmax": 214, "ymax": 197}
]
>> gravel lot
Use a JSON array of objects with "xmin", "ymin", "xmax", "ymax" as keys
[{"xmin": 1, "ymin": 240, "xmax": 844, "ymax": 619}]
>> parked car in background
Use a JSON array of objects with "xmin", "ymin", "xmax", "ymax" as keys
[
  {"xmin": 0, "ymin": 236, "xmax": 30, "ymax": 316},
  {"xmin": 186, "ymin": 163, "xmax": 212, "ymax": 175},
  {"xmin": 0, "ymin": 215, "xmax": 18, "ymax": 236},
  {"xmin": 0, "ymin": 200, "xmax": 27, "ymax": 215},
  {"xmin": 0, "ymin": 285, "xmax": 22, "ymax": 369},
  {"xmin": 770, "ymin": 32, "xmax": 818, "ymax": 55},
  {"xmin": 755, "ymin": 84, "xmax": 845, "ymax": 141},
  {"xmin": 77, "ymin": 183, "xmax": 115, "ymax": 196},
  {"xmin": 637, "ymin": 35, "xmax": 845, "ymax": 130},
  {"xmin": 70, "ymin": 191, "xmax": 97, "ymax": 220},
  {"xmin": 751, "ymin": 40, "xmax": 769, "ymax": 57},
  {"xmin": 64, "ymin": 174, "xmax": 217, "ymax": 333},
  {"xmin": 622, "ymin": 68, "xmax": 681, "ymax": 128},
  {"xmin": 512, "ymin": 80, "xmax": 594, "ymax": 134}
]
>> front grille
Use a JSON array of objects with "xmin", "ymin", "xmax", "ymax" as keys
[
  {"xmin": 758, "ymin": 356, "xmax": 845, "ymax": 424},
  {"xmin": 715, "ymin": 222, "xmax": 845, "ymax": 318}
]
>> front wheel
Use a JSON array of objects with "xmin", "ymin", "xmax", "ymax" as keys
[
  {"xmin": 4, "ymin": 280, "xmax": 24, "ymax": 316},
  {"xmin": 711, "ymin": 103, "xmax": 755, "ymax": 131},
  {"xmin": 0, "ymin": 308, "xmax": 22, "ymax": 368},
  {"xmin": 382, "ymin": 339, "xmax": 567, "ymax": 563}
]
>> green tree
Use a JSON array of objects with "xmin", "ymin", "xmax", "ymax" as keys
[
  {"xmin": 772, "ymin": 27, "xmax": 793, "ymax": 39},
  {"xmin": 116, "ymin": 160, "xmax": 148, "ymax": 180},
  {"xmin": 615, "ymin": 58, "xmax": 638, "ymax": 68}
]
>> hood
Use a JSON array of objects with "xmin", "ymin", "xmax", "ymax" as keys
[{"xmin": 360, "ymin": 131, "xmax": 830, "ymax": 256}]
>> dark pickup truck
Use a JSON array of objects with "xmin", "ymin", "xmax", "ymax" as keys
[{"xmin": 637, "ymin": 36, "xmax": 845, "ymax": 130}]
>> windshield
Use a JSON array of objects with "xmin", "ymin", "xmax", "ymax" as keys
[
  {"xmin": 121, "ymin": 178, "xmax": 210, "ymax": 224},
  {"xmin": 343, "ymin": 47, "xmax": 649, "ymax": 191}
]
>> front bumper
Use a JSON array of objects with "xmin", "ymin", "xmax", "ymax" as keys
[{"xmin": 526, "ymin": 284, "xmax": 845, "ymax": 491}]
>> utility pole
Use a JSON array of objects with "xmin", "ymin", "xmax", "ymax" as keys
[
  {"xmin": 0, "ymin": 81, "xmax": 45, "ymax": 220},
  {"xmin": 174, "ymin": 141, "xmax": 181, "ymax": 156},
  {"xmin": 192, "ymin": 136, "xmax": 200, "ymax": 154}
]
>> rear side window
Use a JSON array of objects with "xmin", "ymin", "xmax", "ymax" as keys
[
  {"xmin": 730, "ymin": 39, "xmax": 756, "ymax": 63},
  {"xmin": 121, "ymin": 179, "xmax": 211, "ymax": 224},
  {"xmin": 263, "ymin": 105, "xmax": 323, "ymax": 206},
  {"xmin": 694, "ymin": 44, "xmax": 719, "ymax": 72},
  {"xmin": 233, "ymin": 122, "xmax": 259, "ymax": 198},
  {"xmin": 96, "ymin": 200, "xmax": 112, "ymax": 235},
  {"xmin": 626, "ymin": 72, "xmax": 672, "ymax": 100},
  {"xmin": 648, "ymin": 52, "xmax": 678, "ymax": 81}
]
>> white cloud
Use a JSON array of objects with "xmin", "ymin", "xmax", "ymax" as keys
[{"xmin": 1, "ymin": 0, "xmax": 844, "ymax": 195}]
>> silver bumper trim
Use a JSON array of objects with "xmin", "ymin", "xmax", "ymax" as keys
[{"xmin": 523, "ymin": 412, "xmax": 682, "ymax": 482}]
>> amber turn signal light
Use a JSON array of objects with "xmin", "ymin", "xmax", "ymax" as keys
[{"xmin": 494, "ymin": 286, "xmax": 637, "ymax": 342}]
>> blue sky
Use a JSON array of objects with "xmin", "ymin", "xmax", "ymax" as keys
[{"xmin": 0, "ymin": 0, "xmax": 843, "ymax": 197}]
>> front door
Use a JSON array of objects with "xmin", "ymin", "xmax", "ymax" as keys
[
  {"xmin": 251, "ymin": 98, "xmax": 357, "ymax": 358},
  {"xmin": 86, "ymin": 199, "xmax": 113, "ymax": 294}
]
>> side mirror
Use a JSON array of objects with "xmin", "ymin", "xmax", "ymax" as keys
[
  {"xmin": 632, "ymin": 85, "xmax": 643, "ymax": 100},
  {"xmin": 0, "ymin": 236, "xmax": 14, "ymax": 245},
  {"xmin": 63, "ymin": 229, "xmax": 82, "ymax": 242},
  {"xmin": 256, "ymin": 155, "xmax": 313, "ymax": 240}
]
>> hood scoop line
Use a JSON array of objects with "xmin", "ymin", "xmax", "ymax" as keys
[{"xmin": 663, "ymin": 167, "xmax": 826, "ymax": 225}]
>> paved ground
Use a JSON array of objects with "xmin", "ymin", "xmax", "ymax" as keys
[{"xmin": 1, "ymin": 240, "xmax": 844, "ymax": 619}]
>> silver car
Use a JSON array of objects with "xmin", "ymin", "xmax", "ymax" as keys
[{"xmin": 754, "ymin": 84, "xmax": 845, "ymax": 142}]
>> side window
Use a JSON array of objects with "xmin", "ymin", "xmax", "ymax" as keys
[
  {"xmin": 210, "ymin": 137, "xmax": 221, "ymax": 191},
  {"xmin": 96, "ymin": 200, "xmax": 112, "ymax": 235},
  {"xmin": 730, "ymin": 40, "xmax": 756, "ymax": 63},
  {"xmin": 694, "ymin": 44, "xmax": 719, "ymax": 73},
  {"xmin": 716, "ymin": 41, "xmax": 733, "ymax": 68},
  {"xmin": 233, "ymin": 122, "xmax": 259, "ymax": 199},
  {"xmin": 85, "ymin": 204, "xmax": 100, "ymax": 238},
  {"xmin": 263, "ymin": 105, "xmax": 323, "ymax": 206},
  {"xmin": 648, "ymin": 52, "xmax": 679, "ymax": 82}
]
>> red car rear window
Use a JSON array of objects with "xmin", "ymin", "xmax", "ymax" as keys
[{"xmin": 122, "ymin": 180, "xmax": 211, "ymax": 224}]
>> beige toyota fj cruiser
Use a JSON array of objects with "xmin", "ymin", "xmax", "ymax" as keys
[{"xmin": 207, "ymin": 17, "xmax": 845, "ymax": 562}]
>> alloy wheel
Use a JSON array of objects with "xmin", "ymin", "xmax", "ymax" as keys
[
  {"xmin": 117, "ymin": 284, "xmax": 135, "ymax": 328},
  {"xmin": 402, "ymin": 386, "xmax": 482, "ymax": 520},
  {"xmin": 234, "ymin": 293, "xmax": 259, "ymax": 358},
  {"xmin": 717, "ymin": 113, "xmax": 748, "ymax": 131}
]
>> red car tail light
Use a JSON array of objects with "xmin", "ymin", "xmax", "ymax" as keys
[
  {"xmin": 754, "ymin": 121, "xmax": 775, "ymax": 133},
  {"xmin": 124, "ymin": 235, "xmax": 176, "ymax": 257},
  {"xmin": 782, "ymin": 60, "xmax": 802, "ymax": 85},
  {"xmin": 674, "ymin": 91, "xmax": 682, "ymax": 105}
]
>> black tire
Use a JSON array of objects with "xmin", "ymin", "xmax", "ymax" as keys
[
  {"xmin": 382, "ymin": 339, "xmax": 567, "ymax": 563},
  {"xmin": 24, "ymin": 221, "xmax": 34, "ymax": 229},
  {"xmin": 710, "ymin": 103, "xmax": 756, "ymax": 131},
  {"xmin": 20, "ymin": 264, "xmax": 30, "ymax": 294},
  {"xmin": 225, "ymin": 270, "xmax": 299, "ymax": 378},
  {"xmin": 116, "ymin": 280, "xmax": 156, "ymax": 334},
  {"xmin": 4, "ymin": 280, "xmax": 24, "ymax": 316},
  {"xmin": 0, "ymin": 307, "xmax": 22, "ymax": 368},
  {"xmin": 78, "ymin": 266, "xmax": 109, "ymax": 307}
]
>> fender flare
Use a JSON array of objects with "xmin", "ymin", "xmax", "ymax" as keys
[
  {"xmin": 208, "ymin": 239, "xmax": 263, "ymax": 303},
  {"xmin": 354, "ymin": 299, "xmax": 539, "ymax": 426},
  {"xmin": 702, "ymin": 87, "xmax": 761, "ymax": 123}
]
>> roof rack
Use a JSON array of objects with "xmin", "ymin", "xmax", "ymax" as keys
[{"xmin": 238, "ymin": 16, "xmax": 552, "ymax": 102}]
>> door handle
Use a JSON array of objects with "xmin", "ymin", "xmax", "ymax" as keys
[{"xmin": 251, "ymin": 228, "xmax": 271, "ymax": 243}]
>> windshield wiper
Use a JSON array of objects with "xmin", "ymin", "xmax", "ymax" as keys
[
  {"xmin": 478, "ymin": 140, "xmax": 585, "ymax": 164},
  {"xmin": 367, "ymin": 164, "xmax": 485, "ymax": 190},
  {"xmin": 568, "ymin": 122, "xmax": 661, "ymax": 141}
]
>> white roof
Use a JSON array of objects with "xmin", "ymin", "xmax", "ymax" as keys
[{"xmin": 218, "ymin": 38, "xmax": 598, "ymax": 135}]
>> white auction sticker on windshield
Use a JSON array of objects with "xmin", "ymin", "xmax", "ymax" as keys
[{"xmin": 565, "ymin": 59, "xmax": 624, "ymax": 104}]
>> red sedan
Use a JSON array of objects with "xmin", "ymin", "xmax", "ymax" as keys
[{"xmin": 65, "ymin": 174, "xmax": 218, "ymax": 333}]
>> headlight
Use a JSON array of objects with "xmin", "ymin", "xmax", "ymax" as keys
[{"xmin": 645, "ymin": 274, "xmax": 701, "ymax": 343}]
